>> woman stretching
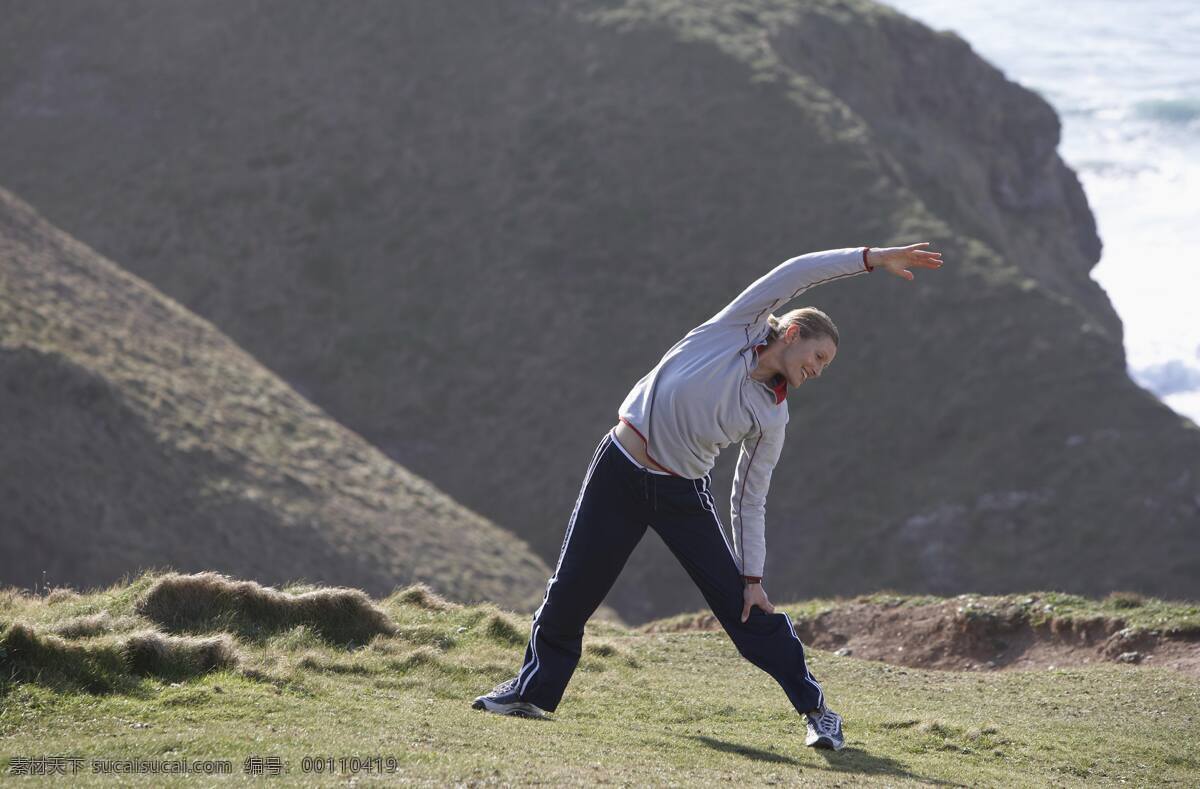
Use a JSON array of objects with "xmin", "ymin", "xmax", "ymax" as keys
[{"xmin": 473, "ymin": 243, "xmax": 943, "ymax": 751}]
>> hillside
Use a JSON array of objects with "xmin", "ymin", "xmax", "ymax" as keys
[
  {"xmin": 2, "ymin": 574, "xmax": 1198, "ymax": 786},
  {"xmin": 0, "ymin": 188, "xmax": 551, "ymax": 611},
  {"xmin": 0, "ymin": 0, "xmax": 1197, "ymax": 623}
]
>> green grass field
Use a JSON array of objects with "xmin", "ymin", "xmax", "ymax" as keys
[{"xmin": 2, "ymin": 574, "xmax": 1198, "ymax": 786}]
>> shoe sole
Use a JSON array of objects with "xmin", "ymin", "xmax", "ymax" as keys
[
  {"xmin": 471, "ymin": 696, "xmax": 546, "ymax": 718},
  {"xmin": 806, "ymin": 735, "xmax": 845, "ymax": 751}
]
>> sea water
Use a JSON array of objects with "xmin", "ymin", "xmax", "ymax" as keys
[{"xmin": 885, "ymin": 0, "xmax": 1200, "ymax": 423}]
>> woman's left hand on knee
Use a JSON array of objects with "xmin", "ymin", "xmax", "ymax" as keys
[{"xmin": 741, "ymin": 582, "xmax": 776, "ymax": 622}]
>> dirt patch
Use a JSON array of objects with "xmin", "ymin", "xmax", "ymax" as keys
[{"xmin": 642, "ymin": 598, "xmax": 1200, "ymax": 675}]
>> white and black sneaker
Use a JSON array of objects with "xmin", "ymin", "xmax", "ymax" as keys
[
  {"xmin": 805, "ymin": 705, "xmax": 846, "ymax": 750},
  {"xmin": 471, "ymin": 677, "xmax": 547, "ymax": 718}
]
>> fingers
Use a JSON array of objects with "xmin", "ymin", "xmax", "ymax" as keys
[
  {"xmin": 898, "ymin": 243, "xmax": 940, "ymax": 262},
  {"xmin": 886, "ymin": 247, "xmax": 942, "ymax": 281},
  {"xmin": 764, "ymin": 600, "xmax": 776, "ymax": 614},
  {"xmin": 879, "ymin": 244, "xmax": 943, "ymax": 279},
  {"xmin": 741, "ymin": 600, "xmax": 751, "ymax": 623}
]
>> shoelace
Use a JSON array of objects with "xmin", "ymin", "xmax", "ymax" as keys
[
  {"xmin": 490, "ymin": 677, "xmax": 519, "ymax": 697},
  {"xmin": 810, "ymin": 709, "xmax": 841, "ymax": 736}
]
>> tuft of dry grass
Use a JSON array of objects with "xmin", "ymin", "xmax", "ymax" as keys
[
  {"xmin": 482, "ymin": 612, "xmax": 525, "ymax": 646},
  {"xmin": 49, "ymin": 611, "xmax": 120, "ymax": 638},
  {"xmin": 1, "ymin": 622, "xmax": 124, "ymax": 692},
  {"xmin": 391, "ymin": 583, "xmax": 461, "ymax": 612},
  {"xmin": 122, "ymin": 630, "xmax": 239, "ymax": 678},
  {"xmin": 45, "ymin": 587, "xmax": 81, "ymax": 604},
  {"xmin": 137, "ymin": 572, "xmax": 396, "ymax": 646},
  {"xmin": 1, "ymin": 620, "xmax": 238, "ymax": 692},
  {"xmin": 1104, "ymin": 591, "xmax": 1147, "ymax": 609}
]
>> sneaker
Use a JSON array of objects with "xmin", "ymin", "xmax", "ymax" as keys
[
  {"xmin": 805, "ymin": 705, "xmax": 845, "ymax": 750},
  {"xmin": 471, "ymin": 677, "xmax": 547, "ymax": 718}
]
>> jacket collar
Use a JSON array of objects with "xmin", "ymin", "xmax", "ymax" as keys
[{"xmin": 752, "ymin": 342, "xmax": 788, "ymax": 405}]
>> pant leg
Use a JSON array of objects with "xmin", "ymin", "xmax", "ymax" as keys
[
  {"xmin": 516, "ymin": 431, "xmax": 648, "ymax": 712},
  {"xmin": 649, "ymin": 472, "xmax": 825, "ymax": 715}
]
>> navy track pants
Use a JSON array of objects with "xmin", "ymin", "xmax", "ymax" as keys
[{"xmin": 515, "ymin": 428, "xmax": 825, "ymax": 715}]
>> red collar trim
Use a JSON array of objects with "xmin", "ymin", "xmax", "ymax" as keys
[{"xmin": 753, "ymin": 342, "xmax": 788, "ymax": 405}]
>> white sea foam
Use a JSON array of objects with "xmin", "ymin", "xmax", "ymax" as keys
[{"xmin": 885, "ymin": 0, "xmax": 1200, "ymax": 424}]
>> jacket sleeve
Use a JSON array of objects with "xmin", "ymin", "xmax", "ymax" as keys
[
  {"xmin": 730, "ymin": 421, "xmax": 786, "ymax": 579},
  {"xmin": 707, "ymin": 247, "xmax": 870, "ymax": 330}
]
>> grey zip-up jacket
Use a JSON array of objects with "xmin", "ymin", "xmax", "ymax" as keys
[{"xmin": 617, "ymin": 247, "xmax": 871, "ymax": 578}]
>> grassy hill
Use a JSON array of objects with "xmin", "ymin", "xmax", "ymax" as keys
[
  {"xmin": 0, "ymin": 188, "xmax": 552, "ymax": 612},
  {"xmin": 1, "ymin": 0, "xmax": 1198, "ymax": 623},
  {"xmin": 2, "ymin": 574, "xmax": 1198, "ymax": 786}
]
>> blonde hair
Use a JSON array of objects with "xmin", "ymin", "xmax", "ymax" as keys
[{"xmin": 766, "ymin": 307, "xmax": 839, "ymax": 346}]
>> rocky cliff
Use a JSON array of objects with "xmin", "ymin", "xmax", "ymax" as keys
[{"xmin": 0, "ymin": 0, "xmax": 1196, "ymax": 622}]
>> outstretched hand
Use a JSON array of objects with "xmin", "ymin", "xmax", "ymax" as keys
[
  {"xmin": 741, "ymin": 582, "xmax": 775, "ymax": 622},
  {"xmin": 869, "ymin": 242, "xmax": 943, "ymax": 281}
]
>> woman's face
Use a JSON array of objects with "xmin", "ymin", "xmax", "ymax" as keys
[{"xmin": 780, "ymin": 332, "xmax": 837, "ymax": 389}]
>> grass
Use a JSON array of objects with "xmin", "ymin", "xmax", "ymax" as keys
[{"xmin": 2, "ymin": 575, "xmax": 1198, "ymax": 786}]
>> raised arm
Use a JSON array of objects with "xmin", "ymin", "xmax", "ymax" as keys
[
  {"xmin": 707, "ymin": 248, "xmax": 869, "ymax": 330},
  {"xmin": 706, "ymin": 243, "xmax": 944, "ymax": 330}
]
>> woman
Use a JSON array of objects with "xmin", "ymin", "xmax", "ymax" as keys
[{"xmin": 473, "ymin": 243, "xmax": 943, "ymax": 751}]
